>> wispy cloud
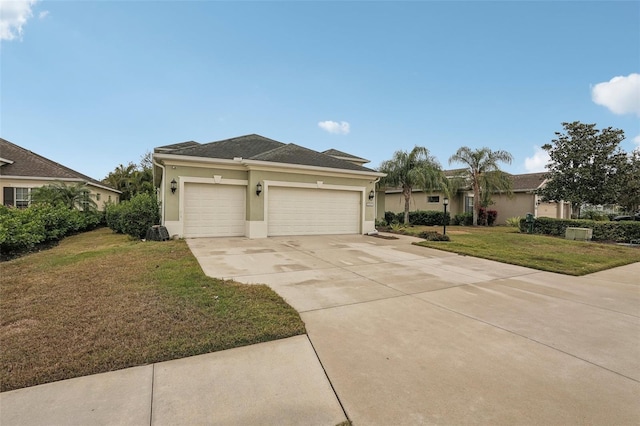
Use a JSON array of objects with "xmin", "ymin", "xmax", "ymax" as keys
[
  {"xmin": 0, "ymin": 0, "xmax": 37, "ymax": 41},
  {"xmin": 634, "ymin": 135, "xmax": 640, "ymax": 147},
  {"xmin": 38, "ymin": 10, "xmax": 49, "ymax": 20},
  {"xmin": 524, "ymin": 146, "xmax": 550, "ymax": 173},
  {"xmin": 318, "ymin": 120, "xmax": 350, "ymax": 135},
  {"xmin": 591, "ymin": 73, "xmax": 640, "ymax": 116}
]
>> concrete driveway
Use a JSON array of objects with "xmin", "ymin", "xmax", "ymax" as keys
[{"xmin": 188, "ymin": 233, "xmax": 640, "ymax": 425}]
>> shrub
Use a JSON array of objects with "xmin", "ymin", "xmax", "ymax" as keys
[
  {"xmin": 417, "ymin": 230, "xmax": 450, "ymax": 241},
  {"xmin": 506, "ymin": 216, "xmax": 522, "ymax": 227},
  {"xmin": 518, "ymin": 216, "xmax": 640, "ymax": 242},
  {"xmin": 106, "ymin": 193, "xmax": 160, "ymax": 239},
  {"xmin": 408, "ymin": 210, "xmax": 450, "ymax": 226},
  {"xmin": 453, "ymin": 213, "xmax": 473, "ymax": 226},
  {"xmin": 581, "ymin": 210, "xmax": 610, "ymax": 221},
  {"xmin": 384, "ymin": 211, "xmax": 404, "ymax": 225},
  {"xmin": 0, "ymin": 203, "xmax": 103, "ymax": 255}
]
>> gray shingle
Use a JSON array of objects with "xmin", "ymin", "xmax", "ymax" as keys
[{"xmin": 250, "ymin": 144, "xmax": 375, "ymax": 172}]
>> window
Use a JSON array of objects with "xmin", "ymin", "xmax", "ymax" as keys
[
  {"xmin": 2, "ymin": 187, "xmax": 31, "ymax": 208},
  {"xmin": 464, "ymin": 196, "xmax": 474, "ymax": 214},
  {"xmin": 96, "ymin": 193, "xmax": 101, "ymax": 201},
  {"xmin": 427, "ymin": 195, "xmax": 440, "ymax": 203}
]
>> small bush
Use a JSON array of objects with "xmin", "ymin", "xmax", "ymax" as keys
[
  {"xmin": 106, "ymin": 193, "xmax": 160, "ymax": 239},
  {"xmin": 506, "ymin": 216, "xmax": 522, "ymax": 227},
  {"xmin": 384, "ymin": 211, "xmax": 404, "ymax": 225},
  {"xmin": 581, "ymin": 210, "xmax": 610, "ymax": 221},
  {"xmin": 417, "ymin": 230, "xmax": 450, "ymax": 241},
  {"xmin": 453, "ymin": 213, "xmax": 473, "ymax": 226}
]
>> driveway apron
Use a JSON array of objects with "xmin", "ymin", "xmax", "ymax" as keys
[{"xmin": 188, "ymin": 234, "xmax": 640, "ymax": 425}]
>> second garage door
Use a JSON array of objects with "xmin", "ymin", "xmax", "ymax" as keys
[
  {"xmin": 268, "ymin": 187, "xmax": 360, "ymax": 236},
  {"xmin": 183, "ymin": 183, "xmax": 246, "ymax": 237}
]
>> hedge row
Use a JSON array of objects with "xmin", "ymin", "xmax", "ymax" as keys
[
  {"xmin": 518, "ymin": 216, "xmax": 640, "ymax": 242},
  {"xmin": 0, "ymin": 203, "xmax": 103, "ymax": 254},
  {"xmin": 384, "ymin": 210, "xmax": 450, "ymax": 226},
  {"xmin": 105, "ymin": 193, "xmax": 160, "ymax": 239}
]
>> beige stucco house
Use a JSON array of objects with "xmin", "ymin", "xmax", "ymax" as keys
[
  {"xmin": 383, "ymin": 171, "xmax": 572, "ymax": 225},
  {"xmin": 152, "ymin": 134, "xmax": 385, "ymax": 238},
  {"xmin": 0, "ymin": 138, "xmax": 120, "ymax": 210}
]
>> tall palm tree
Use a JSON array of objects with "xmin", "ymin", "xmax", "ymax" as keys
[
  {"xmin": 449, "ymin": 147, "xmax": 513, "ymax": 226},
  {"xmin": 378, "ymin": 146, "xmax": 449, "ymax": 225}
]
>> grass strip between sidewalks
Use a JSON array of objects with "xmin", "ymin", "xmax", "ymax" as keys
[
  {"xmin": 407, "ymin": 226, "xmax": 640, "ymax": 276},
  {"xmin": 0, "ymin": 228, "xmax": 305, "ymax": 392}
]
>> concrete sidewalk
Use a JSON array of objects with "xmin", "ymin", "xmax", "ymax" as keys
[{"xmin": 0, "ymin": 335, "xmax": 346, "ymax": 426}]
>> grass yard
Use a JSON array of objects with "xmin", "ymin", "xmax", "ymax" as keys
[
  {"xmin": 405, "ymin": 225, "xmax": 640, "ymax": 275},
  {"xmin": 0, "ymin": 228, "xmax": 305, "ymax": 392}
]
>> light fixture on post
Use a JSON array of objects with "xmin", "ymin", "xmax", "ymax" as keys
[
  {"xmin": 170, "ymin": 179, "xmax": 177, "ymax": 194},
  {"xmin": 443, "ymin": 197, "xmax": 449, "ymax": 235},
  {"xmin": 256, "ymin": 182, "xmax": 263, "ymax": 196},
  {"xmin": 368, "ymin": 190, "xmax": 375, "ymax": 201}
]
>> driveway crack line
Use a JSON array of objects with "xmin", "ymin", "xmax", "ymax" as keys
[
  {"xmin": 305, "ymin": 334, "xmax": 351, "ymax": 424},
  {"xmin": 414, "ymin": 296, "xmax": 640, "ymax": 384},
  {"xmin": 149, "ymin": 363, "xmax": 155, "ymax": 426}
]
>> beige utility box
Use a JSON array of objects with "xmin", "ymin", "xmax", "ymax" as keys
[{"xmin": 565, "ymin": 227, "xmax": 593, "ymax": 241}]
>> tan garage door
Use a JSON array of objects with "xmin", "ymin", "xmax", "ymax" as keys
[
  {"xmin": 183, "ymin": 183, "xmax": 246, "ymax": 237},
  {"xmin": 268, "ymin": 187, "xmax": 360, "ymax": 236}
]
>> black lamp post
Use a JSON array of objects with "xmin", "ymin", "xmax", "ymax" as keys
[{"xmin": 443, "ymin": 197, "xmax": 449, "ymax": 235}]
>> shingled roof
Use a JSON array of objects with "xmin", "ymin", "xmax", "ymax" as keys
[
  {"xmin": 322, "ymin": 149, "xmax": 370, "ymax": 164},
  {"xmin": 159, "ymin": 134, "xmax": 376, "ymax": 173},
  {"xmin": 0, "ymin": 138, "xmax": 120, "ymax": 192},
  {"xmin": 510, "ymin": 172, "xmax": 546, "ymax": 192}
]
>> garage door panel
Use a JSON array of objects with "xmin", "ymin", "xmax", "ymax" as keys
[
  {"xmin": 268, "ymin": 187, "xmax": 360, "ymax": 236},
  {"xmin": 184, "ymin": 183, "xmax": 246, "ymax": 237}
]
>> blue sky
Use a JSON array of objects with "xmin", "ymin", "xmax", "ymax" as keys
[{"xmin": 2, "ymin": 0, "xmax": 639, "ymax": 181}]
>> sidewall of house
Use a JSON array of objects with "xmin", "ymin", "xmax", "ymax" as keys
[{"xmin": 0, "ymin": 177, "xmax": 120, "ymax": 211}]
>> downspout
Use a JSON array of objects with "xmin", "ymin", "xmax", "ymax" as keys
[
  {"xmin": 372, "ymin": 177, "xmax": 381, "ymax": 234},
  {"xmin": 153, "ymin": 158, "xmax": 166, "ymax": 224}
]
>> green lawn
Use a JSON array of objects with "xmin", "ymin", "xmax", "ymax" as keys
[
  {"xmin": 0, "ymin": 228, "xmax": 305, "ymax": 392},
  {"xmin": 404, "ymin": 225, "xmax": 640, "ymax": 275}
]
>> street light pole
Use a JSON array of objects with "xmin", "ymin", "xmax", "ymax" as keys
[{"xmin": 443, "ymin": 197, "xmax": 449, "ymax": 235}]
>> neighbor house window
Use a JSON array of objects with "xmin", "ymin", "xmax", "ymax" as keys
[
  {"xmin": 2, "ymin": 187, "xmax": 31, "ymax": 208},
  {"xmin": 464, "ymin": 196, "xmax": 474, "ymax": 214},
  {"xmin": 96, "ymin": 193, "xmax": 101, "ymax": 201},
  {"xmin": 427, "ymin": 195, "xmax": 440, "ymax": 203}
]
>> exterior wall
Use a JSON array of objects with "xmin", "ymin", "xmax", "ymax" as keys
[
  {"xmin": 384, "ymin": 190, "xmax": 462, "ymax": 220},
  {"xmin": 490, "ymin": 193, "xmax": 535, "ymax": 225},
  {"xmin": 0, "ymin": 177, "xmax": 120, "ymax": 211},
  {"xmin": 156, "ymin": 159, "xmax": 378, "ymax": 238}
]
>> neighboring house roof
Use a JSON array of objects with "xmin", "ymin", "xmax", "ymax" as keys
[
  {"xmin": 385, "ymin": 170, "xmax": 547, "ymax": 194},
  {"xmin": 158, "ymin": 134, "xmax": 377, "ymax": 173},
  {"xmin": 0, "ymin": 138, "xmax": 121, "ymax": 193},
  {"xmin": 510, "ymin": 172, "xmax": 546, "ymax": 192}
]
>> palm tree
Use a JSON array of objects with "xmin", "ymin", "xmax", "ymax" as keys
[
  {"xmin": 449, "ymin": 147, "xmax": 513, "ymax": 226},
  {"xmin": 378, "ymin": 146, "xmax": 449, "ymax": 225},
  {"xmin": 31, "ymin": 181, "xmax": 97, "ymax": 211}
]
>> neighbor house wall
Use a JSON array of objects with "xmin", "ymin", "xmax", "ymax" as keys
[
  {"xmin": 0, "ymin": 177, "xmax": 120, "ymax": 211},
  {"xmin": 385, "ymin": 190, "xmax": 462, "ymax": 220},
  {"xmin": 489, "ymin": 193, "xmax": 535, "ymax": 225}
]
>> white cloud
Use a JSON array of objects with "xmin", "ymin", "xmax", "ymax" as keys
[
  {"xmin": 591, "ymin": 73, "xmax": 640, "ymax": 116},
  {"xmin": 524, "ymin": 146, "xmax": 550, "ymax": 173},
  {"xmin": 38, "ymin": 10, "xmax": 48, "ymax": 19},
  {"xmin": 0, "ymin": 0, "xmax": 37, "ymax": 41},
  {"xmin": 634, "ymin": 135, "xmax": 640, "ymax": 147},
  {"xmin": 318, "ymin": 120, "xmax": 350, "ymax": 135}
]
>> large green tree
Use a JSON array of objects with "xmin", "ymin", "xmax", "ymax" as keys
[
  {"xmin": 102, "ymin": 152, "xmax": 154, "ymax": 201},
  {"xmin": 539, "ymin": 121, "xmax": 627, "ymax": 215},
  {"xmin": 449, "ymin": 147, "xmax": 513, "ymax": 226},
  {"xmin": 378, "ymin": 146, "xmax": 449, "ymax": 225},
  {"xmin": 617, "ymin": 149, "xmax": 640, "ymax": 213}
]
